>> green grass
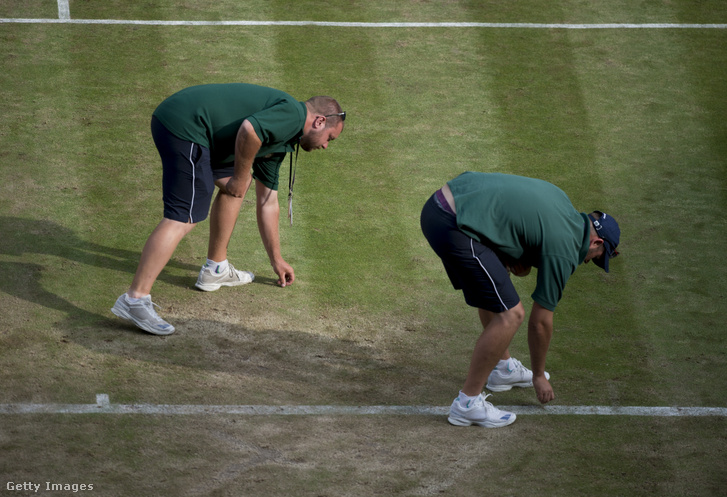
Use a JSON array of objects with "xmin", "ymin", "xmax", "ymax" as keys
[{"xmin": 1, "ymin": 1, "xmax": 726, "ymax": 495}]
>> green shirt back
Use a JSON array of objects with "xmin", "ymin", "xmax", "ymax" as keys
[
  {"xmin": 152, "ymin": 83, "xmax": 307, "ymax": 165},
  {"xmin": 448, "ymin": 172, "xmax": 590, "ymax": 311}
]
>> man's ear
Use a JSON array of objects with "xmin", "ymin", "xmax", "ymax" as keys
[{"xmin": 312, "ymin": 115, "xmax": 326, "ymax": 129}]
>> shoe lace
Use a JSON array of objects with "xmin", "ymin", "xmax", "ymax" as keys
[
  {"xmin": 226, "ymin": 264, "xmax": 241, "ymax": 279},
  {"xmin": 479, "ymin": 394, "xmax": 503, "ymax": 416},
  {"xmin": 509, "ymin": 358, "xmax": 527, "ymax": 374},
  {"xmin": 479, "ymin": 393, "xmax": 494, "ymax": 409},
  {"xmin": 145, "ymin": 299, "xmax": 165, "ymax": 319}
]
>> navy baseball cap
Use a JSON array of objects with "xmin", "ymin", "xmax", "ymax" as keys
[{"xmin": 587, "ymin": 211, "xmax": 620, "ymax": 272}]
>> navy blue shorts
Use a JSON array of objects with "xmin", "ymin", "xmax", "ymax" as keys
[
  {"xmin": 420, "ymin": 192, "xmax": 520, "ymax": 312},
  {"xmin": 152, "ymin": 116, "xmax": 222, "ymax": 223},
  {"xmin": 151, "ymin": 117, "xmax": 287, "ymax": 223}
]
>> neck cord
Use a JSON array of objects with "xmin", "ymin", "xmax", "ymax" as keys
[{"xmin": 288, "ymin": 141, "xmax": 300, "ymax": 226}]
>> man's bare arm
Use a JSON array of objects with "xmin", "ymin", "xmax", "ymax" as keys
[
  {"xmin": 528, "ymin": 302, "xmax": 555, "ymax": 403},
  {"xmin": 225, "ymin": 120, "xmax": 262, "ymax": 198}
]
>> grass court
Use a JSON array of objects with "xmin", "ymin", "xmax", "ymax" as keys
[{"xmin": 1, "ymin": 1, "xmax": 726, "ymax": 495}]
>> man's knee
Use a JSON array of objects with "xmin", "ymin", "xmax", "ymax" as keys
[
  {"xmin": 159, "ymin": 217, "xmax": 197, "ymax": 236},
  {"xmin": 498, "ymin": 302, "xmax": 525, "ymax": 330}
]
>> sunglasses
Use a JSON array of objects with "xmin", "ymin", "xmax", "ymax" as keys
[{"xmin": 324, "ymin": 111, "xmax": 346, "ymax": 121}]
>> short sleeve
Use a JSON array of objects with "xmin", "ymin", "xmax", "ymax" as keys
[
  {"xmin": 531, "ymin": 256, "xmax": 576, "ymax": 311},
  {"xmin": 246, "ymin": 100, "xmax": 304, "ymax": 155}
]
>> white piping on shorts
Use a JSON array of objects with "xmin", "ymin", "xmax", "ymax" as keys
[
  {"xmin": 470, "ymin": 239, "xmax": 510, "ymax": 311},
  {"xmin": 187, "ymin": 143, "xmax": 196, "ymax": 223}
]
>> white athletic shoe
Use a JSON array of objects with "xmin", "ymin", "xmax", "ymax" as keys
[
  {"xmin": 111, "ymin": 293, "xmax": 175, "ymax": 335},
  {"xmin": 486, "ymin": 357, "xmax": 550, "ymax": 392},
  {"xmin": 195, "ymin": 263, "xmax": 254, "ymax": 292},
  {"xmin": 448, "ymin": 393, "xmax": 516, "ymax": 428}
]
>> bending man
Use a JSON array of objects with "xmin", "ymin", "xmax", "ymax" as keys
[
  {"xmin": 421, "ymin": 172, "xmax": 620, "ymax": 428},
  {"xmin": 112, "ymin": 83, "xmax": 345, "ymax": 335}
]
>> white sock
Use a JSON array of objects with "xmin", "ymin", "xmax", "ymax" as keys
[
  {"xmin": 457, "ymin": 391, "xmax": 480, "ymax": 407},
  {"xmin": 497, "ymin": 358, "xmax": 513, "ymax": 372},
  {"xmin": 205, "ymin": 259, "xmax": 229, "ymax": 273},
  {"xmin": 125, "ymin": 293, "xmax": 147, "ymax": 303}
]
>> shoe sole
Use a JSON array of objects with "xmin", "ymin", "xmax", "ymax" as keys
[
  {"xmin": 195, "ymin": 273, "xmax": 255, "ymax": 292},
  {"xmin": 447, "ymin": 413, "xmax": 517, "ymax": 428},
  {"xmin": 195, "ymin": 282, "xmax": 222, "ymax": 292},
  {"xmin": 486, "ymin": 382, "xmax": 528, "ymax": 392},
  {"xmin": 111, "ymin": 305, "xmax": 176, "ymax": 336}
]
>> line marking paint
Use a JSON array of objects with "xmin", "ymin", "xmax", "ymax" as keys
[
  {"xmin": 1, "ymin": 19, "xmax": 726, "ymax": 28},
  {"xmin": 1, "ymin": 395, "xmax": 725, "ymax": 417},
  {"xmin": 56, "ymin": 0, "xmax": 70, "ymax": 20}
]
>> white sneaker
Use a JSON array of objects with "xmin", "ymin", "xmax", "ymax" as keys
[
  {"xmin": 448, "ymin": 393, "xmax": 516, "ymax": 428},
  {"xmin": 195, "ymin": 263, "xmax": 254, "ymax": 292},
  {"xmin": 111, "ymin": 293, "xmax": 175, "ymax": 335},
  {"xmin": 486, "ymin": 358, "xmax": 550, "ymax": 392}
]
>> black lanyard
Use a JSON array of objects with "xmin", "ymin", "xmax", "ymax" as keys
[{"xmin": 287, "ymin": 142, "xmax": 300, "ymax": 226}]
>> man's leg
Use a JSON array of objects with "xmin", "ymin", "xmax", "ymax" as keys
[
  {"xmin": 128, "ymin": 218, "xmax": 196, "ymax": 297},
  {"xmin": 195, "ymin": 181, "xmax": 255, "ymax": 292},
  {"xmin": 207, "ymin": 180, "xmax": 247, "ymax": 262},
  {"xmin": 113, "ymin": 218, "xmax": 195, "ymax": 335},
  {"xmin": 461, "ymin": 303, "xmax": 525, "ymax": 396},
  {"xmin": 484, "ymin": 303, "xmax": 551, "ymax": 392},
  {"xmin": 479, "ymin": 308, "xmax": 514, "ymax": 362},
  {"xmin": 448, "ymin": 303, "xmax": 523, "ymax": 428}
]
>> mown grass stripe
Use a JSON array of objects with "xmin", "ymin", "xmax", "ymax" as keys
[{"xmin": 1, "ymin": 19, "xmax": 726, "ymax": 28}]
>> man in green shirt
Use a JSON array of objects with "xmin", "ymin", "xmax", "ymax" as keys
[
  {"xmin": 112, "ymin": 84, "xmax": 345, "ymax": 335},
  {"xmin": 421, "ymin": 172, "xmax": 620, "ymax": 427}
]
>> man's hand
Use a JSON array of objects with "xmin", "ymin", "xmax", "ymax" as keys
[
  {"xmin": 273, "ymin": 259, "xmax": 295, "ymax": 287},
  {"xmin": 533, "ymin": 374, "xmax": 554, "ymax": 404},
  {"xmin": 507, "ymin": 261, "xmax": 532, "ymax": 277},
  {"xmin": 223, "ymin": 176, "xmax": 249, "ymax": 198}
]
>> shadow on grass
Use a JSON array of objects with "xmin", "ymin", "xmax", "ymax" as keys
[
  {"xmin": 0, "ymin": 216, "xmax": 199, "ymax": 324},
  {"xmin": 0, "ymin": 217, "xmax": 459, "ymax": 405}
]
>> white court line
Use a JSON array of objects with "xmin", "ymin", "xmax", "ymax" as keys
[
  {"xmin": 0, "ymin": 394, "xmax": 725, "ymax": 417},
  {"xmin": 57, "ymin": 0, "xmax": 70, "ymax": 20},
  {"xmin": 1, "ymin": 18, "xmax": 726, "ymax": 28}
]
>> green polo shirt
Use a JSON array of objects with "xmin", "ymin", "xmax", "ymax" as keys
[
  {"xmin": 152, "ymin": 83, "xmax": 307, "ymax": 189},
  {"xmin": 448, "ymin": 172, "xmax": 590, "ymax": 311}
]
